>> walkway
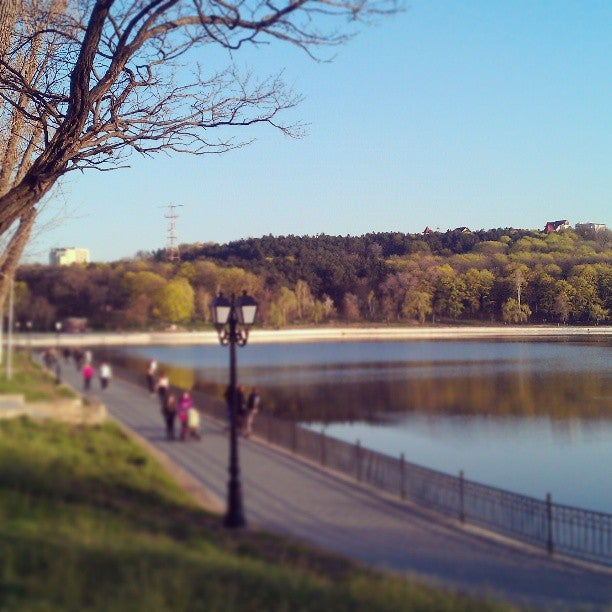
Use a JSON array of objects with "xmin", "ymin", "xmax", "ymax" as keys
[{"xmin": 59, "ymin": 363, "xmax": 611, "ymax": 610}]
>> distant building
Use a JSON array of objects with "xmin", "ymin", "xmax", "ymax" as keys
[
  {"xmin": 423, "ymin": 226, "xmax": 432, "ymax": 235},
  {"xmin": 575, "ymin": 222, "xmax": 607, "ymax": 233},
  {"xmin": 49, "ymin": 247, "xmax": 90, "ymax": 266},
  {"xmin": 453, "ymin": 227, "xmax": 471, "ymax": 233},
  {"xmin": 543, "ymin": 220, "xmax": 570, "ymax": 234},
  {"xmin": 61, "ymin": 317, "xmax": 88, "ymax": 333}
]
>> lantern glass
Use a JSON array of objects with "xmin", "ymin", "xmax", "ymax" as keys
[
  {"xmin": 236, "ymin": 292, "xmax": 258, "ymax": 326},
  {"xmin": 210, "ymin": 294, "xmax": 231, "ymax": 327}
]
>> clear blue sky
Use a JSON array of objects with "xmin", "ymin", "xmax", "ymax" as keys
[{"xmin": 26, "ymin": 1, "xmax": 612, "ymax": 263}]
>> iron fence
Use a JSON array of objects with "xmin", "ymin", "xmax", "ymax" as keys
[{"xmin": 114, "ymin": 364, "xmax": 612, "ymax": 568}]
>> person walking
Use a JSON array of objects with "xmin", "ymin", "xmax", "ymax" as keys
[
  {"xmin": 146, "ymin": 359, "xmax": 158, "ymax": 395},
  {"xmin": 244, "ymin": 387, "xmax": 263, "ymax": 438},
  {"xmin": 73, "ymin": 348, "xmax": 85, "ymax": 371},
  {"xmin": 177, "ymin": 390, "xmax": 194, "ymax": 441},
  {"xmin": 162, "ymin": 392, "xmax": 177, "ymax": 440},
  {"xmin": 82, "ymin": 362, "xmax": 94, "ymax": 391},
  {"xmin": 99, "ymin": 361, "xmax": 112, "ymax": 390},
  {"xmin": 186, "ymin": 405, "xmax": 201, "ymax": 441},
  {"xmin": 156, "ymin": 372, "xmax": 170, "ymax": 409}
]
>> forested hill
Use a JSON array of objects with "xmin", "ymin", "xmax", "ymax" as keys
[
  {"xmin": 177, "ymin": 229, "xmax": 524, "ymax": 268},
  {"xmin": 172, "ymin": 229, "xmax": 534, "ymax": 299},
  {"xmin": 16, "ymin": 227, "xmax": 611, "ymax": 329}
]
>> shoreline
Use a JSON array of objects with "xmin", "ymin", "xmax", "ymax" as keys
[{"xmin": 15, "ymin": 325, "xmax": 612, "ymax": 348}]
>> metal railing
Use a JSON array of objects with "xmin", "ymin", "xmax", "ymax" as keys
[{"xmin": 114, "ymin": 364, "xmax": 612, "ymax": 568}]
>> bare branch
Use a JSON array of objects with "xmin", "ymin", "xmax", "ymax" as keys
[{"xmin": 0, "ymin": 0, "xmax": 399, "ymax": 235}]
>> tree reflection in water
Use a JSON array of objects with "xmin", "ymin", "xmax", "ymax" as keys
[{"xmin": 107, "ymin": 341, "xmax": 611, "ymax": 423}]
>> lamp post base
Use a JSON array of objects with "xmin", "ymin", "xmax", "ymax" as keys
[{"xmin": 224, "ymin": 479, "xmax": 246, "ymax": 528}]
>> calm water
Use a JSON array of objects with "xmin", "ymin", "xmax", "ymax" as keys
[{"xmin": 106, "ymin": 339, "xmax": 612, "ymax": 512}]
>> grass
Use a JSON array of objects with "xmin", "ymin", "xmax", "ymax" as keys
[
  {"xmin": 0, "ymin": 357, "xmax": 516, "ymax": 611},
  {"xmin": 0, "ymin": 352, "xmax": 76, "ymax": 402}
]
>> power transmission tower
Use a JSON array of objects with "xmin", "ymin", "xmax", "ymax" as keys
[{"xmin": 162, "ymin": 204, "xmax": 184, "ymax": 262}]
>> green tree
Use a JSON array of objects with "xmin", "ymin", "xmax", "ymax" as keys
[
  {"xmin": 310, "ymin": 300, "xmax": 326, "ymax": 324},
  {"xmin": 401, "ymin": 291, "xmax": 432, "ymax": 323},
  {"xmin": 13, "ymin": 281, "xmax": 30, "ymax": 321},
  {"xmin": 502, "ymin": 298, "xmax": 531, "ymax": 324},
  {"xmin": 553, "ymin": 289, "xmax": 571, "ymax": 324},
  {"xmin": 121, "ymin": 271, "xmax": 166, "ymax": 297},
  {"xmin": 152, "ymin": 278, "xmax": 195, "ymax": 324},
  {"xmin": 194, "ymin": 287, "xmax": 213, "ymax": 323},
  {"xmin": 432, "ymin": 264, "xmax": 465, "ymax": 320},
  {"xmin": 295, "ymin": 279, "xmax": 315, "ymax": 321},
  {"xmin": 275, "ymin": 286, "xmax": 299, "ymax": 326},
  {"xmin": 462, "ymin": 268, "xmax": 494, "ymax": 316},
  {"xmin": 568, "ymin": 265, "xmax": 601, "ymax": 322}
]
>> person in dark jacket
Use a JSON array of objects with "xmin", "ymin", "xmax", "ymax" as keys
[{"xmin": 243, "ymin": 387, "xmax": 263, "ymax": 438}]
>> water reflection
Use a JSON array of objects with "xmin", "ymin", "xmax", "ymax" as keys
[{"xmin": 106, "ymin": 339, "xmax": 611, "ymax": 422}]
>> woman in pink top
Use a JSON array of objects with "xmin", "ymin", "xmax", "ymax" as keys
[
  {"xmin": 177, "ymin": 390, "xmax": 193, "ymax": 440},
  {"xmin": 82, "ymin": 363, "xmax": 94, "ymax": 391}
]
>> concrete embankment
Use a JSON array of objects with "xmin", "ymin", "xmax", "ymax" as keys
[
  {"xmin": 0, "ymin": 393, "xmax": 106, "ymax": 425},
  {"xmin": 13, "ymin": 325, "xmax": 612, "ymax": 348}
]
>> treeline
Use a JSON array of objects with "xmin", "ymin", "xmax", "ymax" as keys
[{"xmin": 15, "ymin": 228, "xmax": 611, "ymax": 330}]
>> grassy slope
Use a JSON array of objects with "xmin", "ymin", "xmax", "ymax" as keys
[
  {"xmin": 0, "ymin": 419, "xmax": 517, "ymax": 611},
  {"xmin": 0, "ymin": 353, "xmax": 76, "ymax": 402}
]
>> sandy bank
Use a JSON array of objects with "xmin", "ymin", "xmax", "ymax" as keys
[{"xmin": 16, "ymin": 325, "xmax": 612, "ymax": 348}]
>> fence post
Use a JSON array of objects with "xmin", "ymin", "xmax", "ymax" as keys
[
  {"xmin": 321, "ymin": 428, "xmax": 326, "ymax": 466},
  {"xmin": 459, "ymin": 470, "xmax": 465, "ymax": 523},
  {"xmin": 546, "ymin": 493, "xmax": 554, "ymax": 555},
  {"xmin": 291, "ymin": 421, "xmax": 297, "ymax": 453},
  {"xmin": 400, "ymin": 453, "xmax": 406, "ymax": 500},
  {"xmin": 356, "ymin": 440, "xmax": 362, "ymax": 483}
]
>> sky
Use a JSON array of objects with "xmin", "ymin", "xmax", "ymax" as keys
[{"xmin": 24, "ymin": 1, "xmax": 612, "ymax": 264}]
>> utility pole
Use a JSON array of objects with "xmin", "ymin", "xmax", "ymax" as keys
[{"xmin": 162, "ymin": 204, "xmax": 184, "ymax": 263}]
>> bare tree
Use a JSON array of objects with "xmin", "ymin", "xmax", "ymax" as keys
[
  {"xmin": 0, "ymin": 0, "xmax": 397, "ymax": 242},
  {"xmin": 0, "ymin": 0, "xmax": 68, "ymax": 304}
]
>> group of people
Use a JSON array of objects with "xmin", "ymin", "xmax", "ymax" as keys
[
  {"xmin": 224, "ymin": 384, "xmax": 263, "ymax": 438},
  {"xmin": 71, "ymin": 348, "xmax": 112, "ymax": 391},
  {"xmin": 42, "ymin": 346, "xmax": 112, "ymax": 391},
  {"xmin": 147, "ymin": 359, "xmax": 201, "ymax": 442},
  {"xmin": 146, "ymin": 358, "xmax": 264, "ymax": 442}
]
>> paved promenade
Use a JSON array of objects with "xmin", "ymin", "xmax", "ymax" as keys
[{"xmin": 59, "ymin": 363, "xmax": 611, "ymax": 610}]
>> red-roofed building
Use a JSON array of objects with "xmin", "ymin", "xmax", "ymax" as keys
[{"xmin": 544, "ymin": 220, "xmax": 570, "ymax": 234}]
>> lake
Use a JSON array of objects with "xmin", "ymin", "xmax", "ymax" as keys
[{"xmin": 105, "ymin": 338, "xmax": 612, "ymax": 512}]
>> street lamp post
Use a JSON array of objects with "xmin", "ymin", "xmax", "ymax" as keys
[
  {"xmin": 5, "ymin": 278, "xmax": 14, "ymax": 381},
  {"xmin": 210, "ymin": 291, "xmax": 258, "ymax": 528},
  {"xmin": 25, "ymin": 320, "xmax": 32, "ymax": 356},
  {"xmin": 54, "ymin": 321, "xmax": 63, "ymax": 384}
]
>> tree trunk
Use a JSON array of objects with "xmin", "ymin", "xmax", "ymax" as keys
[
  {"xmin": 0, "ymin": 0, "xmax": 18, "ymax": 58},
  {"xmin": 0, "ymin": 208, "xmax": 37, "ymax": 307},
  {"xmin": 0, "ymin": 173, "xmax": 56, "ymax": 235}
]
